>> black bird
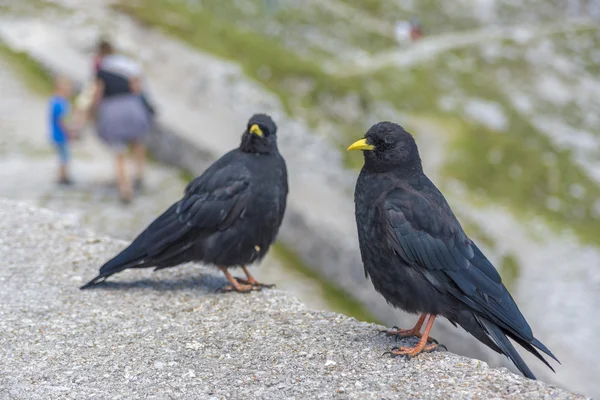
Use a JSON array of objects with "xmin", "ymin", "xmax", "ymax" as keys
[
  {"xmin": 347, "ymin": 121, "xmax": 558, "ymax": 380},
  {"xmin": 81, "ymin": 114, "xmax": 288, "ymax": 293}
]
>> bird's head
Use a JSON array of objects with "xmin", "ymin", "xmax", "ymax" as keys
[
  {"xmin": 347, "ymin": 121, "xmax": 422, "ymax": 173},
  {"xmin": 240, "ymin": 113, "xmax": 278, "ymax": 154}
]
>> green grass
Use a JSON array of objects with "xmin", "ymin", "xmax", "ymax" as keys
[
  {"xmin": 0, "ymin": 0, "xmax": 69, "ymax": 16},
  {"xmin": 272, "ymin": 243, "xmax": 380, "ymax": 324},
  {"xmin": 115, "ymin": 0, "xmax": 374, "ymax": 114},
  {"xmin": 434, "ymin": 36, "xmax": 600, "ymax": 246},
  {"xmin": 114, "ymin": 0, "xmax": 600, "ymax": 254},
  {"xmin": 343, "ymin": 28, "xmax": 600, "ymax": 247},
  {"xmin": 0, "ymin": 41, "xmax": 54, "ymax": 95},
  {"xmin": 499, "ymin": 253, "xmax": 520, "ymax": 291},
  {"xmin": 338, "ymin": 0, "xmax": 583, "ymax": 31},
  {"xmin": 179, "ymin": 169, "xmax": 195, "ymax": 184},
  {"xmin": 337, "ymin": 0, "xmax": 482, "ymax": 33}
]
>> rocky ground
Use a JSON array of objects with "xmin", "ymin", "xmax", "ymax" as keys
[{"xmin": 0, "ymin": 199, "xmax": 587, "ymax": 400}]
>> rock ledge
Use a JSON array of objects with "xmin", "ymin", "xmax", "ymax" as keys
[{"xmin": 0, "ymin": 200, "xmax": 585, "ymax": 399}]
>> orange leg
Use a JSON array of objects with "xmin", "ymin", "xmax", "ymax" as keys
[
  {"xmin": 234, "ymin": 266, "xmax": 275, "ymax": 288},
  {"xmin": 390, "ymin": 315, "xmax": 439, "ymax": 357},
  {"xmin": 385, "ymin": 313, "xmax": 427, "ymax": 337},
  {"xmin": 218, "ymin": 266, "xmax": 256, "ymax": 293},
  {"xmin": 383, "ymin": 314, "xmax": 437, "ymax": 343}
]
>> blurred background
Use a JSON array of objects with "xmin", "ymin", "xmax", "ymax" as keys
[{"xmin": 0, "ymin": 0, "xmax": 599, "ymax": 397}]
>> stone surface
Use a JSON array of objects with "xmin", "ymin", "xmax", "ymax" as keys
[{"xmin": 0, "ymin": 200, "xmax": 587, "ymax": 399}]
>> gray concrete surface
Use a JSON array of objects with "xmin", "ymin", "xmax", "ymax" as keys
[{"xmin": 0, "ymin": 200, "xmax": 586, "ymax": 399}]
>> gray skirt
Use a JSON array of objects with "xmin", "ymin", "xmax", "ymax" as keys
[{"xmin": 96, "ymin": 94, "xmax": 150, "ymax": 151}]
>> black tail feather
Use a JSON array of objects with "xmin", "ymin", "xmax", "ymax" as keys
[
  {"xmin": 79, "ymin": 257, "xmax": 147, "ymax": 289},
  {"xmin": 510, "ymin": 335, "xmax": 555, "ymax": 373},
  {"xmin": 80, "ymin": 239, "xmax": 149, "ymax": 289},
  {"xmin": 80, "ymin": 275, "xmax": 110, "ymax": 290},
  {"xmin": 531, "ymin": 338, "xmax": 560, "ymax": 364},
  {"xmin": 479, "ymin": 317, "xmax": 537, "ymax": 380}
]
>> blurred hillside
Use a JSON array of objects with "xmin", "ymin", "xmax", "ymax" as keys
[
  {"xmin": 112, "ymin": 1, "xmax": 600, "ymax": 396},
  {"xmin": 115, "ymin": 0, "xmax": 600, "ymax": 250},
  {"xmin": 1, "ymin": 0, "xmax": 599, "ymax": 397}
]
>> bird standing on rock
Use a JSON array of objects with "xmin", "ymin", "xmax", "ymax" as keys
[
  {"xmin": 347, "ymin": 122, "xmax": 558, "ymax": 380},
  {"xmin": 81, "ymin": 114, "xmax": 288, "ymax": 293}
]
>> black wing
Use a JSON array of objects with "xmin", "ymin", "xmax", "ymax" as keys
[
  {"xmin": 382, "ymin": 184, "xmax": 557, "ymax": 367},
  {"xmin": 145, "ymin": 163, "xmax": 252, "ymax": 257},
  {"xmin": 80, "ymin": 162, "xmax": 252, "ymax": 288}
]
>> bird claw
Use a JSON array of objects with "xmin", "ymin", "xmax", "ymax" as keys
[
  {"xmin": 257, "ymin": 283, "xmax": 276, "ymax": 289},
  {"xmin": 382, "ymin": 347, "xmax": 409, "ymax": 359},
  {"xmin": 395, "ymin": 335, "xmax": 437, "ymax": 344},
  {"xmin": 382, "ymin": 350, "xmax": 398, "ymax": 358},
  {"xmin": 386, "ymin": 343, "xmax": 439, "ymax": 358},
  {"xmin": 234, "ymin": 277, "xmax": 275, "ymax": 289},
  {"xmin": 216, "ymin": 284, "xmax": 261, "ymax": 294},
  {"xmin": 386, "ymin": 331, "xmax": 438, "ymax": 344},
  {"xmin": 378, "ymin": 326, "xmax": 403, "ymax": 336}
]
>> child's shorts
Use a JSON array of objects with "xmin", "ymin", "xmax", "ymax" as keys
[{"xmin": 54, "ymin": 142, "xmax": 70, "ymax": 164}]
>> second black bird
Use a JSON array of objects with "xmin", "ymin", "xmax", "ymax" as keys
[
  {"xmin": 347, "ymin": 121, "xmax": 558, "ymax": 380},
  {"xmin": 81, "ymin": 113, "xmax": 288, "ymax": 293}
]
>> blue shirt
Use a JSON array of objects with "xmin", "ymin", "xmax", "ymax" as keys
[{"xmin": 49, "ymin": 96, "xmax": 70, "ymax": 144}]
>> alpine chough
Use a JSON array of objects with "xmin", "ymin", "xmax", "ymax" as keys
[
  {"xmin": 81, "ymin": 114, "xmax": 288, "ymax": 293},
  {"xmin": 347, "ymin": 121, "xmax": 558, "ymax": 380}
]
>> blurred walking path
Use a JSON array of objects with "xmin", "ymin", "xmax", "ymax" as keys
[
  {"xmin": 336, "ymin": 17, "xmax": 596, "ymax": 76},
  {"xmin": 0, "ymin": 57, "xmax": 187, "ymax": 240}
]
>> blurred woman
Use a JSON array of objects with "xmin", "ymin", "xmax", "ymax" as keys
[{"xmin": 92, "ymin": 40, "xmax": 150, "ymax": 204}]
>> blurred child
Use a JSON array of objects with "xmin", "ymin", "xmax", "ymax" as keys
[{"xmin": 49, "ymin": 76, "xmax": 76, "ymax": 185}]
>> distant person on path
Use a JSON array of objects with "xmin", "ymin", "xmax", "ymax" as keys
[
  {"xmin": 49, "ymin": 76, "xmax": 77, "ymax": 186},
  {"xmin": 409, "ymin": 17, "xmax": 423, "ymax": 42},
  {"xmin": 91, "ymin": 40, "xmax": 151, "ymax": 204},
  {"xmin": 394, "ymin": 20, "xmax": 411, "ymax": 45},
  {"xmin": 94, "ymin": 40, "xmax": 157, "ymax": 119}
]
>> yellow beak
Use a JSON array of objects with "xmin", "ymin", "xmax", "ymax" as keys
[
  {"xmin": 250, "ymin": 124, "xmax": 263, "ymax": 137},
  {"xmin": 347, "ymin": 138, "xmax": 375, "ymax": 151}
]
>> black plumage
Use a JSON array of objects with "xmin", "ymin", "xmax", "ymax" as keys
[
  {"xmin": 81, "ymin": 114, "xmax": 288, "ymax": 292},
  {"xmin": 347, "ymin": 121, "xmax": 558, "ymax": 380}
]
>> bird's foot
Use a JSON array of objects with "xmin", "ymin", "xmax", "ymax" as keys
[
  {"xmin": 384, "ymin": 342, "xmax": 439, "ymax": 358},
  {"xmin": 217, "ymin": 283, "xmax": 260, "ymax": 294},
  {"xmin": 382, "ymin": 326, "xmax": 418, "ymax": 337},
  {"xmin": 235, "ymin": 277, "xmax": 275, "ymax": 289},
  {"xmin": 380, "ymin": 326, "xmax": 437, "ymax": 343}
]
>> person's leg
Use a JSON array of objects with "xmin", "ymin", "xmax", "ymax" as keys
[
  {"xmin": 57, "ymin": 143, "xmax": 71, "ymax": 185},
  {"xmin": 132, "ymin": 140, "xmax": 146, "ymax": 190},
  {"xmin": 114, "ymin": 144, "xmax": 132, "ymax": 203},
  {"xmin": 59, "ymin": 164, "xmax": 67, "ymax": 181}
]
